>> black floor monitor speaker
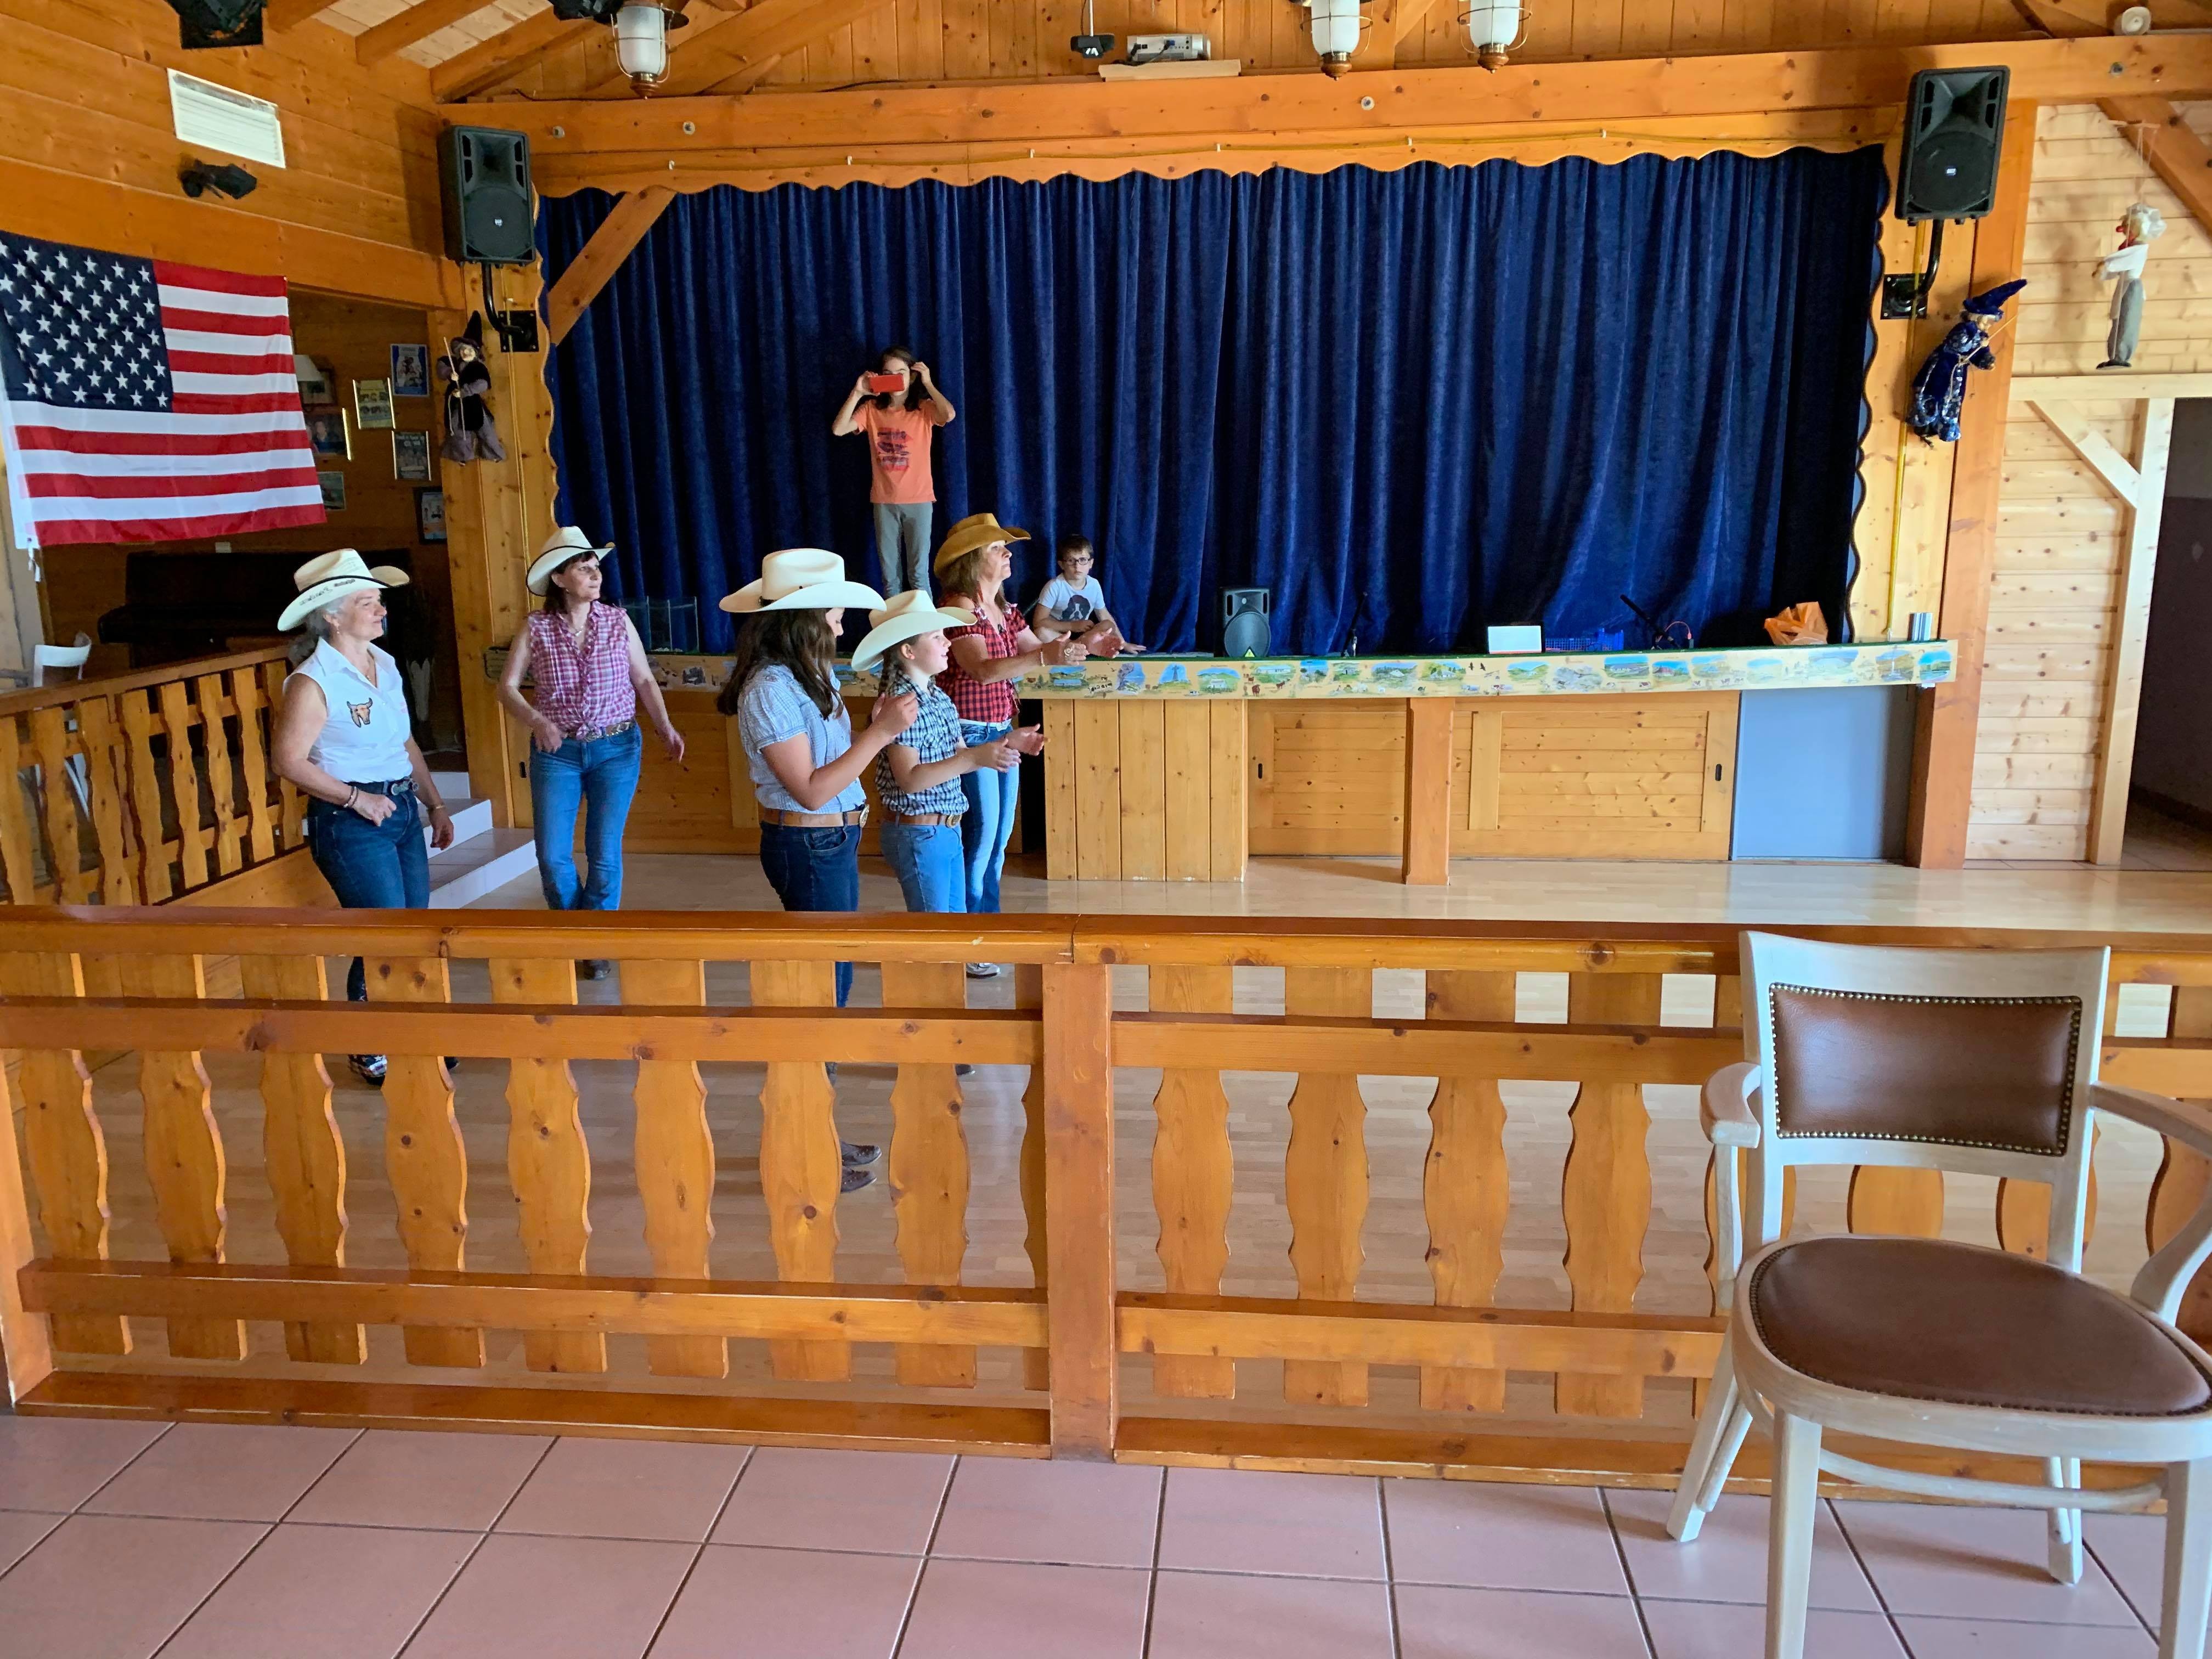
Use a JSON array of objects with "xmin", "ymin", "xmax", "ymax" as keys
[
  {"xmin": 1895, "ymin": 67, "xmax": 2009, "ymax": 223},
  {"xmin": 1222, "ymin": 588, "xmax": 1271, "ymax": 658},
  {"xmin": 439, "ymin": 126, "xmax": 535, "ymax": 265}
]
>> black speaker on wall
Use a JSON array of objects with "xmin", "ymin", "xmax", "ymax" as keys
[
  {"xmin": 1895, "ymin": 67, "xmax": 2009, "ymax": 223},
  {"xmin": 439, "ymin": 126, "xmax": 534, "ymax": 265}
]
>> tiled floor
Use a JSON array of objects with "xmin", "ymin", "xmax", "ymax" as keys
[{"xmin": 0, "ymin": 1415, "xmax": 2177, "ymax": 1657}]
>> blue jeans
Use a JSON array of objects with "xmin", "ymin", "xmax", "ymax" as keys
[
  {"xmin": 758, "ymin": 822, "xmax": 859, "ymax": 1006},
  {"xmin": 881, "ymin": 821, "xmax": 966, "ymax": 915},
  {"xmin": 958, "ymin": 721, "xmax": 1019, "ymax": 915},
  {"xmin": 529, "ymin": 723, "xmax": 644, "ymax": 912},
  {"xmin": 873, "ymin": 502, "xmax": 933, "ymax": 596},
  {"xmin": 307, "ymin": 786, "xmax": 428, "ymax": 1003}
]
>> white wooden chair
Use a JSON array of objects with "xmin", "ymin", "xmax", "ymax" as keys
[{"xmin": 1667, "ymin": 931, "xmax": 2212, "ymax": 1659}]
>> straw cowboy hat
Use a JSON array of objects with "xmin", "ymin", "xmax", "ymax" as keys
[
  {"xmin": 931, "ymin": 511, "xmax": 1029, "ymax": 574},
  {"xmin": 528, "ymin": 526, "xmax": 614, "ymax": 595},
  {"xmin": 278, "ymin": 549, "xmax": 408, "ymax": 631},
  {"xmin": 850, "ymin": 589, "xmax": 972, "ymax": 673},
  {"xmin": 719, "ymin": 548, "xmax": 883, "ymax": 614}
]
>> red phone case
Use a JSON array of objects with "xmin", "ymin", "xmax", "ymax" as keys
[{"xmin": 866, "ymin": 373, "xmax": 905, "ymax": 393}]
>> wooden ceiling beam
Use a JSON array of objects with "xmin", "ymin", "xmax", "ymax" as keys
[
  {"xmin": 432, "ymin": 8, "xmax": 594, "ymax": 100},
  {"xmin": 356, "ymin": 0, "xmax": 498, "ymax": 66},
  {"xmin": 668, "ymin": 0, "xmax": 900, "ymax": 97},
  {"xmin": 545, "ymin": 187, "xmax": 675, "ymax": 342},
  {"xmin": 261, "ymin": 0, "xmax": 343, "ymax": 31},
  {"xmin": 459, "ymin": 35, "xmax": 2212, "ymax": 170},
  {"xmin": 2098, "ymin": 95, "xmax": 2212, "ymax": 228},
  {"xmin": 2010, "ymin": 0, "xmax": 2108, "ymax": 33}
]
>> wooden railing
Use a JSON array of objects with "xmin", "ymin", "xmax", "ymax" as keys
[
  {"xmin": 2, "ymin": 910, "xmax": 2209, "ymax": 1486},
  {"xmin": 0, "ymin": 647, "xmax": 303, "ymax": 907}
]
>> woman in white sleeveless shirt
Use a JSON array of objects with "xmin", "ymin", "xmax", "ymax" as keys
[{"xmin": 270, "ymin": 551, "xmax": 454, "ymax": 1087}]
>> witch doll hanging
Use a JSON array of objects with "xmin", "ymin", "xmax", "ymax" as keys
[
  {"xmin": 436, "ymin": 312, "xmax": 506, "ymax": 464},
  {"xmin": 1906, "ymin": 279, "xmax": 2027, "ymax": 445}
]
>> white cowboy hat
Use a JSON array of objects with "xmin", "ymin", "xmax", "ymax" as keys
[
  {"xmin": 528, "ymin": 526, "xmax": 614, "ymax": 596},
  {"xmin": 719, "ymin": 548, "xmax": 883, "ymax": 615},
  {"xmin": 278, "ymin": 549, "xmax": 408, "ymax": 631},
  {"xmin": 850, "ymin": 589, "xmax": 972, "ymax": 672}
]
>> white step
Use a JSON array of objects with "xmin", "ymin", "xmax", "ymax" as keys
[
  {"xmin": 428, "ymin": 828, "xmax": 539, "ymax": 910},
  {"xmin": 429, "ymin": 769, "xmax": 473, "ymax": 800},
  {"xmin": 426, "ymin": 796, "xmax": 494, "ymax": 856}
]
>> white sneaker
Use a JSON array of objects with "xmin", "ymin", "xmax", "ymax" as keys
[{"xmin": 965, "ymin": 962, "xmax": 1001, "ymax": 979}]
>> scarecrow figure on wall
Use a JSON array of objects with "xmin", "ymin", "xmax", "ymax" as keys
[
  {"xmin": 1906, "ymin": 279, "xmax": 2028, "ymax": 445},
  {"xmin": 436, "ymin": 312, "xmax": 506, "ymax": 464},
  {"xmin": 2098, "ymin": 201, "xmax": 2167, "ymax": 370}
]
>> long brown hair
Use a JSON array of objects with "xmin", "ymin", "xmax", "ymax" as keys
[
  {"xmin": 540, "ymin": 554, "xmax": 594, "ymax": 613},
  {"xmin": 937, "ymin": 546, "xmax": 989, "ymax": 603},
  {"xmin": 719, "ymin": 609, "xmax": 838, "ymax": 719}
]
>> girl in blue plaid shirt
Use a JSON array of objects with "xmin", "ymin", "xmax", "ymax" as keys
[{"xmin": 852, "ymin": 591, "xmax": 1037, "ymax": 913}]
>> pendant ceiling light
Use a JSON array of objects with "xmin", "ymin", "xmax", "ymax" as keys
[
  {"xmin": 1465, "ymin": 1, "xmax": 1522, "ymax": 69},
  {"xmin": 1307, "ymin": 0, "xmax": 1362, "ymax": 77}
]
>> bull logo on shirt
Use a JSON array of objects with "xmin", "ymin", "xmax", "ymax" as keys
[{"xmin": 348, "ymin": 700, "xmax": 374, "ymax": 728}]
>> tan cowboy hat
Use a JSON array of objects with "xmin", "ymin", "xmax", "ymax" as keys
[
  {"xmin": 719, "ymin": 548, "xmax": 883, "ymax": 614},
  {"xmin": 931, "ymin": 511, "xmax": 1030, "ymax": 574},
  {"xmin": 278, "ymin": 549, "xmax": 408, "ymax": 631},
  {"xmin": 528, "ymin": 526, "xmax": 614, "ymax": 595},
  {"xmin": 850, "ymin": 590, "xmax": 972, "ymax": 673}
]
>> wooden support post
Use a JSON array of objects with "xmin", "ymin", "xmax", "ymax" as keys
[
  {"xmin": 2088, "ymin": 399, "xmax": 2175, "ymax": 865},
  {"xmin": 544, "ymin": 189, "xmax": 675, "ymax": 346},
  {"xmin": 1906, "ymin": 104, "xmax": 2037, "ymax": 868},
  {"xmin": 1401, "ymin": 699, "xmax": 1453, "ymax": 885},
  {"xmin": 1042, "ymin": 962, "xmax": 1116, "ymax": 1459}
]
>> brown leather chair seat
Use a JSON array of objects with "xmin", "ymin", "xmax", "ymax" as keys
[{"xmin": 1748, "ymin": 1235, "xmax": 2212, "ymax": 1418}]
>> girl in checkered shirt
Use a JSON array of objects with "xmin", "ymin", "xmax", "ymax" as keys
[{"xmin": 852, "ymin": 591, "xmax": 1035, "ymax": 916}]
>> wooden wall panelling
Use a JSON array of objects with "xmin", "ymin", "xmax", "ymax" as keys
[
  {"xmin": 1161, "ymin": 702, "xmax": 1211, "ymax": 881},
  {"xmin": 240, "ymin": 952, "xmax": 361, "ymax": 1365},
  {"xmin": 1149, "ymin": 964, "xmax": 1237, "ymax": 1399},
  {"xmin": 1248, "ymin": 704, "xmax": 1406, "ymax": 856},
  {"xmin": 1282, "ymin": 965, "xmax": 1372, "ymax": 1408},
  {"xmin": 123, "ymin": 952, "xmax": 244, "ymax": 1361},
  {"xmin": 1420, "ymin": 968, "xmax": 1515, "ymax": 1412},
  {"xmin": 1074, "ymin": 700, "xmax": 1122, "ymax": 879},
  {"xmin": 1908, "ymin": 101, "xmax": 2038, "ymax": 867},
  {"xmin": 882, "ymin": 960, "xmax": 976, "ymax": 1387},
  {"xmin": 365, "ymin": 953, "xmax": 483, "ymax": 1367},
  {"xmin": 1042, "ymin": 701, "xmax": 1078, "ymax": 878},
  {"xmin": 0, "ymin": 951, "xmax": 127, "ymax": 1356},
  {"xmin": 1207, "ymin": 701, "xmax": 1248, "ymax": 881},
  {"xmin": 749, "ymin": 958, "xmax": 850, "ymax": 1381},
  {"xmin": 1118, "ymin": 701, "xmax": 1168, "ymax": 881},
  {"xmin": 0, "ymin": 0, "xmax": 456, "ymax": 308},
  {"xmin": 1556, "ymin": 969, "xmax": 1661, "ymax": 1418},
  {"xmin": 1401, "ymin": 697, "xmax": 1453, "ymax": 885},
  {"xmin": 492, "ymin": 956, "xmax": 603, "ymax": 1373},
  {"xmin": 622, "ymin": 957, "xmax": 726, "ymax": 1378}
]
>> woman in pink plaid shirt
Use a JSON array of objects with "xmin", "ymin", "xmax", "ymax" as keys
[{"xmin": 932, "ymin": 511, "xmax": 1086, "ymax": 974}]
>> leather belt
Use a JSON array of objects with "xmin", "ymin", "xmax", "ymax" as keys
[
  {"xmin": 565, "ymin": 718, "xmax": 636, "ymax": 742},
  {"xmin": 886, "ymin": 811, "xmax": 963, "ymax": 827},
  {"xmin": 758, "ymin": 807, "xmax": 867, "ymax": 827}
]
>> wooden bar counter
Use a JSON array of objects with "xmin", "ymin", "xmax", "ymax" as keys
[{"xmin": 486, "ymin": 641, "xmax": 1955, "ymax": 883}]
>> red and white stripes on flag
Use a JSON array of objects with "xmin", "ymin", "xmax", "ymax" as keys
[{"xmin": 0, "ymin": 234, "xmax": 325, "ymax": 549}]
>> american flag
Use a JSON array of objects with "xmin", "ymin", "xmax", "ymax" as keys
[{"xmin": 0, "ymin": 233, "xmax": 325, "ymax": 549}]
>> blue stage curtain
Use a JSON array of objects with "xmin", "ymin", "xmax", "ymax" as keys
[{"xmin": 540, "ymin": 151, "xmax": 1884, "ymax": 656}]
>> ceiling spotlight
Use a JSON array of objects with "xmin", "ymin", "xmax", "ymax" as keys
[
  {"xmin": 2114, "ymin": 5, "xmax": 2154, "ymax": 35},
  {"xmin": 179, "ymin": 159, "xmax": 258, "ymax": 200},
  {"xmin": 1307, "ymin": 0, "xmax": 1362, "ymax": 77}
]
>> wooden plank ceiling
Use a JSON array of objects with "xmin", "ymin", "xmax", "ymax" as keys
[{"xmin": 292, "ymin": 0, "xmax": 2074, "ymax": 108}]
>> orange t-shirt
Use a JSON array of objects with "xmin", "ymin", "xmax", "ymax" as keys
[{"xmin": 855, "ymin": 402, "xmax": 945, "ymax": 506}]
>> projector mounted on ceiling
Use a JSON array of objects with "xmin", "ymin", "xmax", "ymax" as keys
[{"xmin": 1125, "ymin": 32, "xmax": 1211, "ymax": 64}]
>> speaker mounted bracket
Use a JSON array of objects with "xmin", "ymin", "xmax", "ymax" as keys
[
  {"xmin": 1880, "ymin": 217, "xmax": 1946, "ymax": 321},
  {"xmin": 479, "ymin": 262, "xmax": 542, "ymax": 354}
]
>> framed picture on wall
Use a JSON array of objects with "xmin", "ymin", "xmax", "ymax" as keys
[
  {"xmin": 391, "ymin": 343, "xmax": 430, "ymax": 397},
  {"xmin": 393, "ymin": 430, "xmax": 433, "ymax": 482},
  {"xmin": 416, "ymin": 486, "xmax": 447, "ymax": 543},
  {"xmin": 306, "ymin": 408, "xmax": 351, "ymax": 460},
  {"xmin": 353, "ymin": 378, "xmax": 395, "ymax": 430},
  {"xmin": 318, "ymin": 470, "xmax": 347, "ymax": 512},
  {"xmin": 295, "ymin": 354, "xmax": 337, "ymax": 409}
]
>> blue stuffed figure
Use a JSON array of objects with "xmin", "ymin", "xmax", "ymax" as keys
[{"xmin": 1906, "ymin": 279, "xmax": 2028, "ymax": 444}]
